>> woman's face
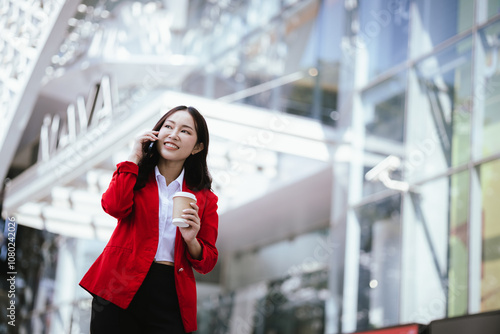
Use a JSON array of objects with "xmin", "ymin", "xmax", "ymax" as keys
[{"xmin": 156, "ymin": 110, "xmax": 203, "ymax": 163}]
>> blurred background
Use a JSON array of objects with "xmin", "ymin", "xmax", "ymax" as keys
[{"xmin": 1, "ymin": 0, "xmax": 500, "ymax": 333}]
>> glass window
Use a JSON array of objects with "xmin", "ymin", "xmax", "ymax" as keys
[
  {"xmin": 361, "ymin": 71, "xmax": 407, "ymax": 144},
  {"xmin": 207, "ymin": 1, "xmax": 320, "ymax": 110},
  {"xmin": 358, "ymin": 73, "xmax": 407, "ymax": 201},
  {"xmin": 474, "ymin": 20, "xmax": 500, "ymax": 160},
  {"xmin": 282, "ymin": 76, "xmax": 318, "ymax": 120},
  {"xmin": 410, "ymin": 0, "xmax": 473, "ymax": 58},
  {"xmin": 357, "ymin": 0, "xmax": 410, "ymax": 82},
  {"xmin": 256, "ymin": 270, "xmax": 328, "ymax": 334},
  {"xmin": 477, "ymin": 0, "xmax": 500, "ymax": 24},
  {"xmin": 282, "ymin": 69, "xmax": 339, "ymax": 127},
  {"xmin": 401, "ymin": 173, "xmax": 468, "ymax": 323},
  {"xmin": 487, "ymin": 0, "xmax": 500, "ymax": 18},
  {"xmin": 281, "ymin": 0, "xmax": 341, "ymax": 126},
  {"xmin": 246, "ymin": 0, "xmax": 281, "ymax": 29},
  {"xmin": 448, "ymin": 171, "xmax": 470, "ymax": 317},
  {"xmin": 354, "ymin": 194, "xmax": 402, "ymax": 330},
  {"xmin": 5, "ymin": 225, "xmax": 61, "ymax": 333},
  {"xmin": 225, "ymin": 229, "xmax": 331, "ymax": 290},
  {"xmin": 406, "ymin": 37, "xmax": 472, "ymax": 182},
  {"xmin": 479, "ymin": 160, "xmax": 500, "ymax": 312},
  {"xmin": 197, "ymin": 294, "xmax": 234, "ymax": 334}
]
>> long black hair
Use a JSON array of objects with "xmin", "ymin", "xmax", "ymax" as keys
[{"xmin": 134, "ymin": 105, "xmax": 212, "ymax": 191}]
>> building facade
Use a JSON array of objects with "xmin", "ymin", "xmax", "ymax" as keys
[{"xmin": 1, "ymin": 0, "xmax": 500, "ymax": 333}]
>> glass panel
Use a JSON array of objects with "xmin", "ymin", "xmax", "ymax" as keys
[
  {"xmin": 282, "ymin": 76, "xmax": 317, "ymax": 120},
  {"xmin": 479, "ymin": 160, "xmax": 500, "ymax": 312},
  {"xmin": 225, "ymin": 229, "xmax": 331, "ymax": 290},
  {"xmin": 357, "ymin": 0, "xmax": 410, "ymax": 81},
  {"xmin": 181, "ymin": 0, "xmax": 342, "ymax": 126},
  {"xmin": 282, "ymin": 69, "xmax": 339, "ymax": 127},
  {"xmin": 477, "ymin": 0, "xmax": 500, "ymax": 24},
  {"xmin": 197, "ymin": 294, "xmax": 234, "ymax": 333},
  {"xmin": 411, "ymin": 0, "xmax": 473, "ymax": 58},
  {"xmin": 295, "ymin": 0, "xmax": 342, "ymax": 126},
  {"xmin": 402, "ymin": 177, "xmax": 454, "ymax": 324},
  {"xmin": 486, "ymin": 0, "xmax": 500, "ymax": 19},
  {"xmin": 3, "ymin": 225, "xmax": 61, "ymax": 333},
  {"xmin": 197, "ymin": 263, "xmax": 328, "ymax": 333},
  {"xmin": 362, "ymin": 71, "xmax": 407, "ymax": 143},
  {"xmin": 486, "ymin": 0, "xmax": 500, "ymax": 18},
  {"xmin": 208, "ymin": 1, "xmax": 324, "ymax": 112},
  {"xmin": 448, "ymin": 171, "xmax": 470, "ymax": 317},
  {"xmin": 354, "ymin": 194, "xmax": 401, "ymax": 331},
  {"xmin": 406, "ymin": 37, "xmax": 472, "ymax": 182},
  {"xmin": 246, "ymin": 0, "xmax": 281, "ymax": 30},
  {"xmin": 256, "ymin": 270, "xmax": 328, "ymax": 334},
  {"xmin": 182, "ymin": 0, "xmax": 282, "ymax": 57},
  {"xmin": 475, "ymin": 20, "xmax": 500, "ymax": 159}
]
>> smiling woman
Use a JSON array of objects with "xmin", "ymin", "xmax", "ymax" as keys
[
  {"xmin": 135, "ymin": 106, "xmax": 212, "ymax": 192},
  {"xmin": 155, "ymin": 111, "xmax": 204, "ymax": 180},
  {"xmin": 79, "ymin": 105, "xmax": 219, "ymax": 334}
]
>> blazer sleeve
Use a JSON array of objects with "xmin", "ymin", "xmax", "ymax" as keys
[
  {"xmin": 101, "ymin": 161, "xmax": 139, "ymax": 220},
  {"xmin": 186, "ymin": 190, "xmax": 219, "ymax": 274}
]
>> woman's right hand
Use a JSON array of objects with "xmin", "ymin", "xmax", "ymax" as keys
[{"xmin": 127, "ymin": 130, "xmax": 159, "ymax": 164}]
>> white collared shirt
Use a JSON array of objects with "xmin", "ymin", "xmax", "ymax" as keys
[{"xmin": 154, "ymin": 166, "xmax": 184, "ymax": 262}]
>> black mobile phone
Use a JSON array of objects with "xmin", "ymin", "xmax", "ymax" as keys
[{"xmin": 148, "ymin": 141, "xmax": 154, "ymax": 152}]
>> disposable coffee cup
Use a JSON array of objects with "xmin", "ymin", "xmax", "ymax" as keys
[{"xmin": 172, "ymin": 192, "xmax": 197, "ymax": 227}]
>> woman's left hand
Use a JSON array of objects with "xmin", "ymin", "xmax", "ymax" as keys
[{"xmin": 179, "ymin": 202, "xmax": 201, "ymax": 244}]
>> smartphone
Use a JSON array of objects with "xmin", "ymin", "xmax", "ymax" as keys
[{"xmin": 148, "ymin": 141, "xmax": 154, "ymax": 153}]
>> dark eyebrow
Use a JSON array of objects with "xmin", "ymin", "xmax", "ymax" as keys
[{"xmin": 165, "ymin": 119, "xmax": 194, "ymax": 130}]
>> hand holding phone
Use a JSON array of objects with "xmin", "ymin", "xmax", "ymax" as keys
[{"xmin": 127, "ymin": 130, "xmax": 158, "ymax": 164}]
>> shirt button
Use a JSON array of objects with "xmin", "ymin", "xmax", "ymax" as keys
[{"xmin": 178, "ymin": 268, "xmax": 184, "ymax": 272}]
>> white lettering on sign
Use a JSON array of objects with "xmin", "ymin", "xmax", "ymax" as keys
[{"xmin": 38, "ymin": 76, "xmax": 113, "ymax": 163}]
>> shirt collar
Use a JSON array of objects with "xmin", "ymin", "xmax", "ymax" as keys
[{"xmin": 155, "ymin": 166, "xmax": 184, "ymax": 191}]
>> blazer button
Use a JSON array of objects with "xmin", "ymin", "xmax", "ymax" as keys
[{"xmin": 178, "ymin": 268, "xmax": 184, "ymax": 273}]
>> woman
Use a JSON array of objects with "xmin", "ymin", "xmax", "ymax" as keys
[{"xmin": 80, "ymin": 106, "xmax": 219, "ymax": 333}]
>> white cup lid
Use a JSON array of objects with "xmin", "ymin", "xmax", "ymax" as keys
[
  {"xmin": 172, "ymin": 218, "xmax": 189, "ymax": 227},
  {"xmin": 173, "ymin": 191, "xmax": 197, "ymax": 201}
]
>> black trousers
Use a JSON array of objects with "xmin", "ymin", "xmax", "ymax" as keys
[{"xmin": 90, "ymin": 262, "xmax": 187, "ymax": 334}]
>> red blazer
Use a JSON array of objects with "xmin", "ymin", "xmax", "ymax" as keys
[{"xmin": 79, "ymin": 161, "xmax": 219, "ymax": 332}]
